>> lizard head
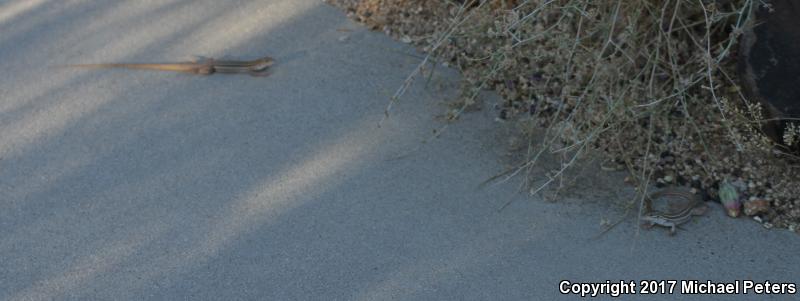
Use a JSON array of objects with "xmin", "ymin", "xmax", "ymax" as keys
[{"xmin": 250, "ymin": 56, "xmax": 275, "ymax": 72}]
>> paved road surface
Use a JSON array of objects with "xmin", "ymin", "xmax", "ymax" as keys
[{"xmin": 1, "ymin": 0, "xmax": 798, "ymax": 300}]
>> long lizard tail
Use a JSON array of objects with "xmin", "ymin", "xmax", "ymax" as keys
[{"xmin": 62, "ymin": 63, "xmax": 212, "ymax": 74}]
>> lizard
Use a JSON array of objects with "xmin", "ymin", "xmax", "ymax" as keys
[
  {"xmin": 63, "ymin": 56, "xmax": 274, "ymax": 76},
  {"xmin": 640, "ymin": 187, "xmax": 708, "ymax": 236}
]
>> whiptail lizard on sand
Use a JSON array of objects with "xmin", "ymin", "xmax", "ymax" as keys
[
  {"xmin": 641, "ymin": 187, "xmax": 708, "ymax": 236},
  {"xmin": 63, "ymin": 56, "xmax": 274, "ymax": 76}
]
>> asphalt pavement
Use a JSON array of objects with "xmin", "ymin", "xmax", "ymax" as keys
[{"xmin": 1, "ymin": 0, "xmax": 798, "ymax": 300}]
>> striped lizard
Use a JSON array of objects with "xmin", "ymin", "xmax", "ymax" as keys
[
  {"xmin": 64, "ymin": 56, "xmax": 274, "ymax": 76},
  {"xmin": 641, "ymin": 187, "xmax": 708, "ymax": 236}
]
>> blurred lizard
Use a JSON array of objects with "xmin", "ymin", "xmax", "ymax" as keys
[
  {"xmin": 63, "ymin": 56, "xmax": 274, "ymax": 76},
  {"xmin": 593, "ymin": 187, "xmax": 707, "ymax": 239},
  {"xmin": 640, "ymin": 187, "xmax": 708, "ymax": 236}
]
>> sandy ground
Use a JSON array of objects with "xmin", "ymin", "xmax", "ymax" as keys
[{"xmin": 0, "ymin": 0, "xmax": 799, "ymax": 300}]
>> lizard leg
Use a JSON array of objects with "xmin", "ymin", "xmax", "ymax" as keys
[
  {"xmin": 668, "ymin": 225, "xmax": 677, "ymax": 236},
  {"xmin": 196, "ymin": 65, "xmax": 214, "ymax": 75}
]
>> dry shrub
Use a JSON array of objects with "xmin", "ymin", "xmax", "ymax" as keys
[{"xmin": 329, "ymin": 0, "xmax": 800, "ymax": 230}]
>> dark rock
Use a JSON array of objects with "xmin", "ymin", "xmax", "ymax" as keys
[{"xmin": 739, "ymin": 0, "xmax": 800, "ymax": 146}]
